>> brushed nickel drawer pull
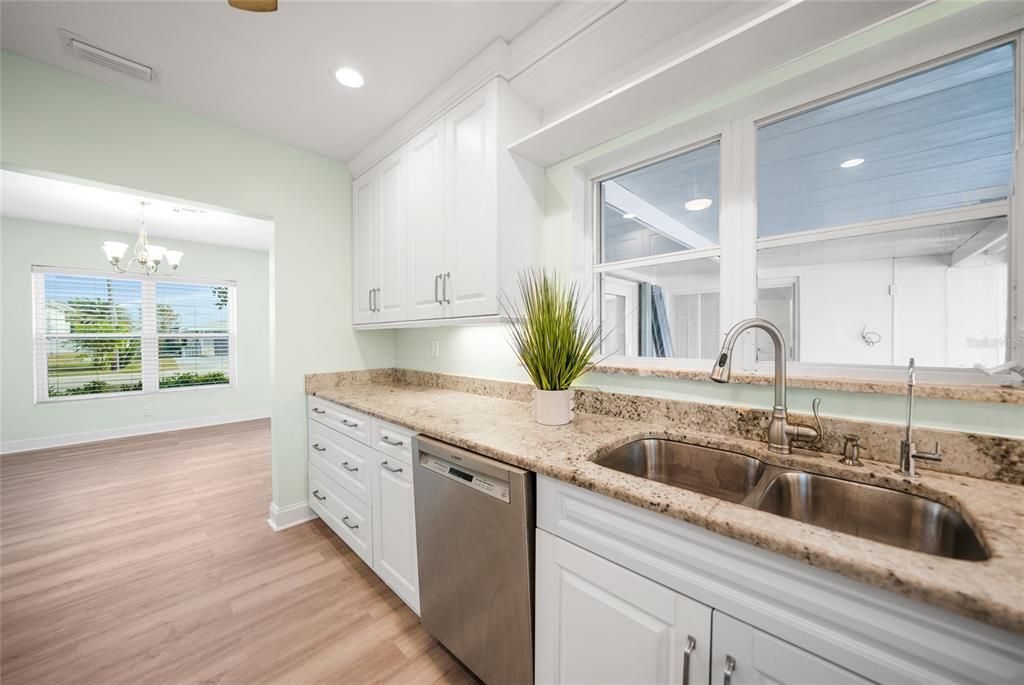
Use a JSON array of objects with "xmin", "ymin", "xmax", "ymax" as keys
[
  {"xmin": 682, "ymin": 636, "xmax": 696, "ymax": 685},
  {"xmin": 312, "ymin": 489, "xmax": 326, "ymax": 501},
  {"xmin": 442, "ymin": 271, "xmax": 451, "ymax": 304},
  {"xmin": 340, "ymin": 419, "xmax": 358, "ymax": 428},
  {"xmin": 434, "ymin": 273, "xmax": 442, "ymax": 304},
  {"xmin": 341, "ymin": 516, "xmax": 359, "ymax": 530},
  {"xmin": 380, "ymin": 435, "xmax": 404, "ymax": 446},
  {"xmin": 311, "ymin": 407, "xmax": 326, "ymax": 414},
  {"xmin": 341, "ymin": 462, "xmax": 359, "ymax": 472},
  {"xmin": 312, "ymin": 443, "xmax": 326, "ymax": 452},
  {"xmin": 381, "ymin": 460, "xmax": 404, "ymax": 473}
]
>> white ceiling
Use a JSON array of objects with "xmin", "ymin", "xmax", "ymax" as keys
[
  {"xmin": 0, "ymin": 0, "xmax": 556, "ymax": 162},
  {"xmin": 1, "ymin": 170, "xmax": 274, "ymax": 250}
]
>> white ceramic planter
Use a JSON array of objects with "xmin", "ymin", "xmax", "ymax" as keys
[{"xmin": 533, "ymin": 389, "xmax": 575, "ymax": 426}]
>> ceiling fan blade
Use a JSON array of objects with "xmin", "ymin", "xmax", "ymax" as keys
[{"xmin": 228, "ymin": 0, "xmax": 277, "ymax": 12}]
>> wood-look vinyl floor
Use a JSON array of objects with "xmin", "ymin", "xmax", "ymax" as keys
[{"xmin": 1, "ymin": 419, "xmax": 476, "ymax": 685}]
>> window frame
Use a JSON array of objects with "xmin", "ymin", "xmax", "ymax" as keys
[
  {"xmin": 32, "ymin": 266, "xmax": 238, "ymax": 403},
  {"xmin": 584, "ymin": 32, "xmax": 1022, "ymax": 385}
]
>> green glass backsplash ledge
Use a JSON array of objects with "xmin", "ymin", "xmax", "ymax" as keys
[{"xmin": 393, "ymin": 325, "xmax": 1023, "ymax": 439}]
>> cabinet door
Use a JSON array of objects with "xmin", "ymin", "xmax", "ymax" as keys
[
  {"xmin": 377, "ymin": 148, "xmax": 407, "ymax": 322},
  {"xmin": 443, "ymin": 83, "xmax": 499, "ymax": 318},
  {"xmin": 372, "ymin": 456, "xmax": 419, "ymax": 614},
  {"xmin": 406, "ymin": 119, "xmax": 446, "ymax": 321},
  {"xmin": 352, "ymin": 170, "xmax": 380, "ymax": 324},
  {"xmin": 536, "ymin": 529, "xmax": 711, "ymax": 685},
  {"xmin": 711, "ymin": 612, "xmax": 873, "ymax": 685}
]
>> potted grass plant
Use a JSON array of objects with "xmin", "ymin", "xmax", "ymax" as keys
[{"xmin": 502, "ymin": 269, "xmax": 604, "ymax": 426}]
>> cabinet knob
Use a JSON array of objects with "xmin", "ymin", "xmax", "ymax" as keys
[
  {"xmin": 341, "ymin": 515, "xmax": 359, "ymax": 530},
  {"xmin": 312, "ymin": 443, "xmax": 326, "ymax": 452},
  {"xmin": 312, "ymin": 489, "xmax": 326, "ymax": 502},
  {"xmin": 381, "ymin": 460, "xmax": 404, "ymax": 473},
  {"xmin": 311, "ymin": 407, "xmax": 326, "ymax": 414},
  {"xmin": 341, "ymin": 462, "xmax": 359, "ymax": 472},
  {"xmin": 380, "ymin": 435, "xmax": 404, "ymax": 447},
  {"xmin": 340, "ymin": 419, "xmax": 358, "ymax": 428}
]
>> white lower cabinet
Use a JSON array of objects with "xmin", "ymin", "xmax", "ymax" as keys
[
  {"xmin": 536, "ymin": 529, "xmax": 711, "ymax": 685},
  {"xmin": 711, "ymin": 612, "xmax": 871, "ymax": 685},
  {"xmin": 307, "ymin": 396, "xmax": 419, "ymax": 614},
  {"xmin": 371, "ymin": 448, "xmax": 419, "ymax": 614},
  {"xmin": 536, "ymin": 475, "xmax": 1024, "ymax": 685}
]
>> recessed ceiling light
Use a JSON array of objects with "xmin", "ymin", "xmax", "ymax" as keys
[
  {"xmin": 840, "ymin": 158, "xmax": 865, "ymax": 168},
  {"xmin": 334, "ymin": 66, "xmax": 364, "ymax": 89},
  {"xmin": 684, "ymin": 198, "xmax": 712, "ymax": 212},
  {"xmin": 622, "ymin": 212, "xmax": 637, "ymax": 219}
]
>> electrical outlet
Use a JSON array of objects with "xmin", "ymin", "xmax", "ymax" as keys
[
  {"xmin": 430, "ymin": 340, "xmax": 440, "ymax": 359},
  {"xmin": 142, "ymin": 404, "xmax": 152, "ymax": 417}
]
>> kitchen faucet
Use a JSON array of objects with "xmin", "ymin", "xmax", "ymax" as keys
[
  {"xmin": 710, "ymin": 318, "xmax": 822, "ymax": 455},
  {"xmin": 896, "ymin": 357, "xmax": 942, "ymax": 478}
]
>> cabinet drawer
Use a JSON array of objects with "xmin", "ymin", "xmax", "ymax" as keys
[
  {"xmin": 307, "ymin": 395, "xmax": 370, "ymax": 444},
  {"xmin": 308, "ymin": 421, "xmax": 373, "ymax": 504},
  {"xmin": 310, "ymin": 462, "xmax": 373, "ymax": 566},
  {"xmin": 371, "ymin": 419, "xmax": 415, "ymax": 465}
]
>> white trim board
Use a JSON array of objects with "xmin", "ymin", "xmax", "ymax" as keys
[
  {"xmin": 0, "ymin": 410, "xmax": 270, "ymax": 455},
  {"xmin": 267, "ymin": 501, "xmax": 316, "ymax": 532}
]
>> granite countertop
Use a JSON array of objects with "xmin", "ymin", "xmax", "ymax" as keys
[{"xmin": 310, "ymin": 377, "xmax": 1024, "ymax": 634}]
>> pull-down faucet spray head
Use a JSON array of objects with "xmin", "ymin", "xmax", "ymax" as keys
[{"xmin": 710, "ymin": 350, "xmax": 732, "ymax": 383}]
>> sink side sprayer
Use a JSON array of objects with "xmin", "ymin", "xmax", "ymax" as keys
[{"xmin": 710, "ymin": 318, "xmax": 822, "ymax": 455}]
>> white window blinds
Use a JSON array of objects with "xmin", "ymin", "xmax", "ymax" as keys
[{"xmin": 32, "ymin": 268, "xmax": 236, "ymax": 401}]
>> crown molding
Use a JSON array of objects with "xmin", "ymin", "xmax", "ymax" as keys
[{"xmin": 346, "ymin": 2, "xmax": 621, "ymax": 178}]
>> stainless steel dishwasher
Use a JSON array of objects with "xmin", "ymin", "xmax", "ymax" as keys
[{"xmin": 413, "ymin": 435, "xmax": 534, "ymax": 685}]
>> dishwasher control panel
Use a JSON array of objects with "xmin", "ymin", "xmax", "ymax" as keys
[{"xmin": 419, "ymin": 454, "xmax": 511, "ymax": 503}]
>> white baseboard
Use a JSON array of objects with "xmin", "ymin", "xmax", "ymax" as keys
[
  {"xmin": 267, "ymin": 500, "xmax": 317, "ymax": 531},
  {"xmin": 0, "ymin": 410, "xmax": 271, "ymax": 455}
]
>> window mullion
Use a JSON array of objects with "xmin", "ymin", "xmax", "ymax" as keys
[
  {"xmin": 720, "ymin": 118, "xmax": 758, "ymax": 372},
  {"xmin": 142, "ymin": 280, "xmax": 158, "ymax": 393}
]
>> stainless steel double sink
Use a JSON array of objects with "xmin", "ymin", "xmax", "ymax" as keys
[{"xmin": 593, "ymin": 439, "xmax": 989, "ymax": 561}]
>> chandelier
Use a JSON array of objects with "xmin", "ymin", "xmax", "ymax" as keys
[{"xmin": 102, "ymin": 201, "xmax": 183, "ymax": 276}]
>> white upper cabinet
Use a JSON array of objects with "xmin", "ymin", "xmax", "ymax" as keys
[
  {"xmin": 351, "ymin": 171, "xmax": 379, "ymax": 325},
  {"xmin": 353, "ymin": 148, "xmax": 407, "ymax": 325},
  {"xmin": 351, "ymin": 78, "xmax": 541, "ymax": 328},
  {"xmin": 377, "ymin": 148, "xmax": 407, "ymax": 323},
  {"xmin": 406, "ymin": 120, "xmax": 446, "ymax": 321},
  {"xmin": 443, "ymin": 84, "xmax": 499, "ymax": 318}
]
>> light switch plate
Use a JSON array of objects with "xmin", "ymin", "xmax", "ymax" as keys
[{"xmin": 431, "ymin": 340, "xmax": 440, "ymax": 359}]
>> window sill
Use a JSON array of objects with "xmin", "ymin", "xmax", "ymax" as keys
[
  {"xmin": 589, "ymin": 363, "xmax": 1024, "ymax": 405},
  {"xmin": 36, "ymin": 382, "xmax": 235, "ymax": 404}
]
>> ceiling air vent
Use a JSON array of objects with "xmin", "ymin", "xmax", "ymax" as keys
[{"xmin": 59, "ymin": 29, "xmax": 154, "ymax": 82}]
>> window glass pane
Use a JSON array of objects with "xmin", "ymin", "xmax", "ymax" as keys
[
  {"xmin": 43, "ymin": 274, "xmax": 142, "ymax": 335},
  {"xmin": 159, "ymin": 337, "xmax": 231, "ymax": 388},
  {"xmin": 47, "ymin": 338, "xmax": 143, "ymax": 397},
  {"xmin": 599, "ymin": 256, "xmax": 721, "ymax": 360},
  {"xmin": 156, "ymin": 282, "xmax": 230, "ymax": 333},
  {"xmin": 600, "ymin": 141, "xmax": 720, "ymax": 262},
  {"xmin": 758, "ymin": 44, "xmax": 1014, "ymax": 236},
  {"xmin": 756, "ymin": 218, "xmax": 1008, "ymax": 367}
]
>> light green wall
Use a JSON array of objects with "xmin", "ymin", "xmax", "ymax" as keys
[
  {"xmin": 0, "ymin": 218, "xmax": 272, "ymax": 447},
  {"xmin": 0, "ymin": 51, "xmax": 394, "ymax": 509},
  {"xmin": 393, "ymin": 2, "xmax": 1024, "ymax": 439}
]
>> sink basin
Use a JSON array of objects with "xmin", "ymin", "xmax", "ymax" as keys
[
  {"xmin": 593, "ymin": 440, "xmax": 765, "ymax": 503},
  {"xmin": 749, "ymin": 471, "xmax": 989, "ymax": 561},
  {"xmin": 593, "ymin": 439, "xmax": 989, "ymax": 560}
]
